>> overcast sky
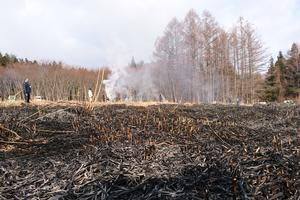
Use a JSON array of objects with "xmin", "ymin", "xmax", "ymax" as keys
[{"xmin": 0, "ymin": 0, "xmax": 299, "ymax": 68}]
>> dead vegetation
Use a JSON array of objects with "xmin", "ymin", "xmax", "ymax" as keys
[{"xmin": 0, "ymin": 103, "xmax": 300, "ymax": 199}]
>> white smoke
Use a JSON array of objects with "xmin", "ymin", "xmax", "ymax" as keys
[
  {"xmin": 103, "ymin": 68, "xmax": 126, "ymax": 100},
  {"xmin": 104, "ymin": 63, "xmax": 159, "ymax": 101}
]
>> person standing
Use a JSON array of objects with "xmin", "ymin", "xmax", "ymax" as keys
[
  {"xmin": 88, "ymin": 88, "xmax": 93, "ymax": 102},
  {"xmin": 236, "ymin": 97, "xmax": 241, "ymax": 107},
  {"xmin": 23, "ymin": 78, "xmax": 31, "ymax": 103}
]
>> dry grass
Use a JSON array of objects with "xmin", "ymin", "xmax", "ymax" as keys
[
  {"xmin": 0, "ymin": 100, "xmax": 180, "ymax": 108},
  {"xmin": 1, "ymin": 99, "xmax": 288, "ymax": 108},
  {"xmin": 0, "ymin": 100, "xmax": 59, "ymax": 107},
  {"xmin": 0, "ymin": 144, "xmax": 15, "ymax": 152},
  {"xmin": 0, "ymin": 100, "xmax": 24, "ymax": 107}
]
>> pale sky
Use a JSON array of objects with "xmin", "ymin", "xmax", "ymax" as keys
[{"xmin": 0, "ymin": 0, "xmax": 299, "ymax": 68}]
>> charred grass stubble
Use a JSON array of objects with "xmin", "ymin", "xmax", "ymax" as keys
[{"xmin": 0, "ymin": 103, "xmax": 300, "ymax": 199}]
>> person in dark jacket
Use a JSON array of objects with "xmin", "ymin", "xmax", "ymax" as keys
[{"xmin": 23, "ymin": 78, "xmax": 31, "ymax": 103}]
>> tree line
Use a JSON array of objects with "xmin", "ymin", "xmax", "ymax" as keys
[
  {"xmin": 262, "ymin": 43, "xmax": 300, "ymax": 102},
  {"xmin": 0, "ymin": 56, "xmax": 109, "ymax": 101},
  {"xmin": 152, "ymin": 9, "xmax": 266, "ymax": 104},
  {"xmin": 0, "ymin": 53, "xmax": 37, "ymax": 66}
]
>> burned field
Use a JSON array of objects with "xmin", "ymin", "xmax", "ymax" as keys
[{"xmin": 0, "ymin": 103, "xmax": 300, "ymax": 199}]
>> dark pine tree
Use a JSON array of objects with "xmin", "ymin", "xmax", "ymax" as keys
[
  {"xmin": 130, "ymin": 56, "xmax": 137, "ymax": 68},
  {"xmin": 274, "ymin": 51, "xmax": 287, "ymax": 102},
  {"xmin": 263, "ymin": 57, "xmax": 277, "ymax": 101},
  {"xmin": 286, "ymin": 43, "xmax": 300, "ymax": 97}
]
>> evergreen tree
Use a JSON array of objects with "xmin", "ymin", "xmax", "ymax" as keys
[
  {"xmin": 274, "ymin": 51, "xmax": 287, "ymax": 102},
  {"xmin": 0, "ymin": 53, "xmax": 2, "ymax": 65},
  {"xmin": 130, "ymin": 57, "xmax": 137, "ymax": 68},
  {"xmin": 0, "ymin": 52, "xmax": 19, "ymax": 66},
  {"xmin": 0, "ymin": 53, "xmax": 10, "ymax": 66},
  {"xmin": 286, "ymin": 43, "xmax": 300, "ymax": 97},
  {"xmin": 262, "ymin": 50, "xmax": 297, "ymax": 102},
  {"xmin": 263, "ymin": 57, "xmax": 277, "ymax": 101}
]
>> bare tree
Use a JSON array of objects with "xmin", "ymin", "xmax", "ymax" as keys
[{"xmin": 153, "ymin": 10, "xmax": 266, "ymax": 104}]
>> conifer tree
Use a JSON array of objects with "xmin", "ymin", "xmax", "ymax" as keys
[
  {"xmin": 274, "ymin": 51, "xmax": 287, "ymax": 102},
  {"xmin": 263, "ymin": 57, "xmax": 277, "ymax": 101}
]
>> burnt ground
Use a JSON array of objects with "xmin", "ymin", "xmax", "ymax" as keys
[{"xmin": 0, "ymin": 103, "xmax": 300, "ymax": 199}]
